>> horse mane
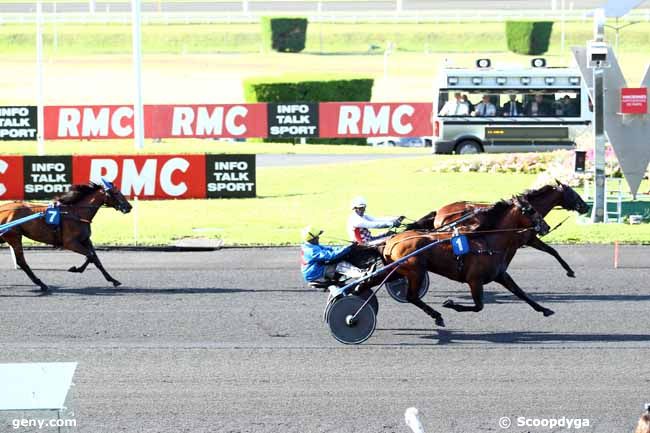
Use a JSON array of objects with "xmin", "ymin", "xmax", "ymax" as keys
[
  {"xmin": 521, "ymin": 184, "xmax": 556, "ymax": 201},
  {"xmin": 54, "ymin": 183, "xmax": 102, "ymax": 204},
  {"xmin": 475, "ymin": 199, "xmax": 513, "ymax": 231}
]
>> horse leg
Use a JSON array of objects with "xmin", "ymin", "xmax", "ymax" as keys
[
  {"xmin": 405, "ymin": 268, "xmax": 445, "ymax": 327},
  {"xmin": 68, "ymin": 257, "xmax": 91, "ymax": 273},
  {"xmin": 494, "ymin": 271, "xmax": 554, "ymax": 317},
  {"xmin": 63, "ymin": 239, "xmax": 122, "ymax": 287},
  {"xmin": 442, "ymin": 279, "xmax": 484, "ymax": 313},
  {"xmin": 3, "ymin": 233, "xmax": 49, "ymax": 291},
  {"xmin": 528, "ymin": 236, "xmax": 576, "ymax": 278}
]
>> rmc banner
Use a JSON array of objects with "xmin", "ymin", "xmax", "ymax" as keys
[
  {"xmin": 0, "ymin": 154, "xmax": 256, "ymax": 200},
  {"xmin": 42, "ymin": 103, "xmax": 432, "ymax": 139}
]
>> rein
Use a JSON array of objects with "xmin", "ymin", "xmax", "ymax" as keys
[
  {"xmin": 387, "ymin": 226, "xmax": 536, "ymax": 249},
  {"xmin": 540, "ymin": 215, "xmax": 570, "ymax": 237}
]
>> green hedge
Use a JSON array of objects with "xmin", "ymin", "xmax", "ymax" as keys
[
  {"xmin": 244, "ymin": 75, "xmax": 374, "ymax": 144},
  {"xmin": 261, "ymin": 17, "xmax": 308, "ymax": 53},
  {"xmin": 505, "ymin": 21, "xmax": 554, "ymax": 55}
]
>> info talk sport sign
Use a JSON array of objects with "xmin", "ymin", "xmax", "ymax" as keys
[
  {"xmin": 0, "ymin": 154, "xmax": 256, "ymax": 201},
  {"xmin": 0, "ymin": 102, "xmax": 432, "ymax": 140}
]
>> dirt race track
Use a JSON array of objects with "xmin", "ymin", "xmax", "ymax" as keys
[{"xmin": 1, "ymin": 245, "xmax": 649, "ymax": 433}]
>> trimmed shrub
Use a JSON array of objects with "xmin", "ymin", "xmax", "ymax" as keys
[
  {"xmin": 505, "ymin": 21, "xmax": 554, "ymax": 55},
  {"xmin": 260, "ymin": 17, "xmax": 308, "ymax": 53},
  {"xmin": 244, "ymin": 75, "xmax": 374, "ymax": 144},
  {"xmin": 244, "ymin": 77, "xmax": 373, "ymax": 103}
]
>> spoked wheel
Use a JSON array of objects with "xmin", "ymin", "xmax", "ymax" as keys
[
  {"xmin": 386, "ymin": 272, "xmax": 430, "ymax": 303},
  {"xmin": 328, "ymin": 295, "xmax": 377, "ymax": 345}
]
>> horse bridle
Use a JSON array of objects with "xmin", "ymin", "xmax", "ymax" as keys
[{"xmin": 512, "ymin": 196, "xmax": 549, "ymax": 235}]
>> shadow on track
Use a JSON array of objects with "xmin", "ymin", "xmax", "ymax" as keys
[
  {"xmin": 377, "ymin": 328, "xmax": 650, "ymax": 345},
  {"xmin": 432, "ymin": 289, "xmax": 650, "ymax": 304},
  {"xmin": 0, "ymin": 286, "xmax": 312, "ymax": 297}
]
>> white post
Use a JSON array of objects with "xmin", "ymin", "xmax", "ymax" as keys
[
  {"xmin": 560, "ymin": 0, "xmax": 566, "ymax": 56},
  {"xmin": 36, "ymin": 0, "xmax": 45, "ymax": 156},
  {"xmin": 131, "ymin": 0, "xmax": 145, "ymax": 150},
  {"xmin": 396, "ymin": 0, "xmax": 402, "ymax": 13},
  {"xmin": 53, "ymin": 2, "xmax": 58, "ymax": 53},
  {"xmin": 242, "ymin": 0, "xmax": 248, "ymax": 13},
  {"xmin": 383, "ymin": 41, "xmax": 393, "ymax": 80},
  {"xmin": 133, "ymin": 196, "xmax": 139, "ymax": 245},
  {"xmin": 89, "ymin": 0, "xmax": 95, "ymax": 13}
]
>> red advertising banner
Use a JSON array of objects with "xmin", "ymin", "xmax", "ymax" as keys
[
  {"xmin": 146, "ymin": 104, "xmax": 267, "ymax": 138},
  {"xmin": 43, "ymin": 103, "xmax": 431, "ymax": 140},
  {"xmin": 44, "ymin": 105, "xmax": 136, "ymax": 139},
  {"xmin": 45, "ymin": 104, "xmax": 268, "ymax": 140},
  {"xmin": 72, "ymin": 154, "xmax": 207, "ymax": 199},
  {"xmin": 620, "ymin": 88, "xmax": 648, "ymax": 114},
  {"xmin": 0, "ymin": 156, "xmax": 24, "ymax": 200},
  {"xmin": 0, "ymin": 154, "xmax": 256, "ymax": 200},
  {"xmin": 318, "ymin": 102, "xmax": 433, "ymax": 137}
]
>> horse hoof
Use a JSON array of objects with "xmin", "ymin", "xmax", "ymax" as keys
[
  {"xmin": 39, "ymin": 285, "xmax": 50, "ymax": 292},
  {"xmin": 442, "ymin": 299, "xmax": 455, "ymax": 309},
  {"xmin": 112, "ymin": 280, "xmax": 122, "ymax": 288},
  {"xmin": 567, "ymin": 272, "xmax": 576, "ymax": 278},
  {"xmin": 435, "ymin": 316, "xmax": 446, "ymax": 327},
  {"xmin": 68, "ymin": 266, "xmax": 77, "ymax": 273},
  {"xmin": 543, "ymin": 309, "xmax": 555, "ymax": 317}
]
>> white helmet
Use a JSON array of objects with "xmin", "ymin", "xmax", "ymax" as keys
[{"xmin": 351, "ymin": 196, "xmax": 367, "ymax": 209}]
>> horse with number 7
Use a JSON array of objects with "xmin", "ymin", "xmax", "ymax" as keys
[{"xmin": 0, "ymin": 179, "xmax": 132, "ymax": 292}]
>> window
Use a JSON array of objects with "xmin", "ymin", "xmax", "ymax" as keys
[{"xmin": 437, "ymin": 89, "xmax": 581, "ymax": 118}]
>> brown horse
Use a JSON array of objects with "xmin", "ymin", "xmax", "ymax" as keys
[
  {"xmin": 0, "ymin": 181, "xmax": 132, "ymax": 292},
  {"xmin": 384, "ymin": 197, "xmax": 551, "ymax": 327},
  {"xmin": 408, "ymin": 181, "xmax": 589, "ymax": 278}
]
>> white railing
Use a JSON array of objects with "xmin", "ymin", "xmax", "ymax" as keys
[{"xmin": 2, "ymin": 9, "xmax": 650, "ymax": 25}]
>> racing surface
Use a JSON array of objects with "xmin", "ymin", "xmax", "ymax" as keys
[{"xmin": 0, "ymin": 245, "xmax": 649, "ymax": 433}]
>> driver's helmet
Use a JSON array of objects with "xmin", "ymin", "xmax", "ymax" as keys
[
  {"xmin": 350, "ymin": 196, "xmax": 367, "ymax": 210},
  {"xmin": 301, "ymin": 225, "xmax": 323, "ymax": 243}
]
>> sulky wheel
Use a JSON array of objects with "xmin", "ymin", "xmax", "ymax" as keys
[
  {"xmin": 386, "ymin": 272, "xmax": 430, "ymax": 303},
  {"xmin": 355, "ymin": 288, "xmax": 379, "ymax": 316},
  {"xmin": 323, "ymin": 293, "xmax": 336, "ymax": 323},
  {"xmin": 327, "ymin": 295, "xmax": 377, "ymax": 345}
]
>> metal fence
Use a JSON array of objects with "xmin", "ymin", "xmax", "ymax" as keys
[{"xmin": 2, "ymin": 2, "xmax": 650, "ymax": 25}]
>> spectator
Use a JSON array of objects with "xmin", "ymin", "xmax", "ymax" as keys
[
  {"xmin": 462, "ymin": 94, "xmax": 474, "ymax": 114},
  {"xmin": 561, "ymin": 95, "xmax": 578, "ymax": 116},
  {"xmin": 502, "ymin": 94, "xmax": 523, "ymax": 117},
  {"xmin": 439, "ymin": 92, "xmax": 470, "ymax": 116},
  {"xmin": 634, "ymin": 407, "xmax": 650, "ymax": 433},
  {"xmin": 474, "ymin": 94, "xmax": 496, "ymax": 117},
  {"xmin": 526, "ymin": 94, "xmax": 552, "ymax": 116}
]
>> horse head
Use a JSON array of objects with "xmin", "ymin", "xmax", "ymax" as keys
[
  {"xmin": 555, "ymin": 179, "xmax": 590, "ymax": 214},
  {"xmin": 100, "ymin": 179, "xmax": 132, "ymax": 214}
]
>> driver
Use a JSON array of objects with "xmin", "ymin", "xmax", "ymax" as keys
[
  {"xmin": 300, "ymin": 225, "xmax": 365, "ymax": 284},
  {"xmin": 347, "ymin": 196, "xmax": 404, "ymax": 245}
]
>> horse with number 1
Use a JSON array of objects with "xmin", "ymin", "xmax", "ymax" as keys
[
  {"xmin": 325, "ymin": 196, "xmax": 551, "ymax": 344},
  {"xmin": 0, "ymin": 180, "xmax": 132, "ymax": 292}
]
